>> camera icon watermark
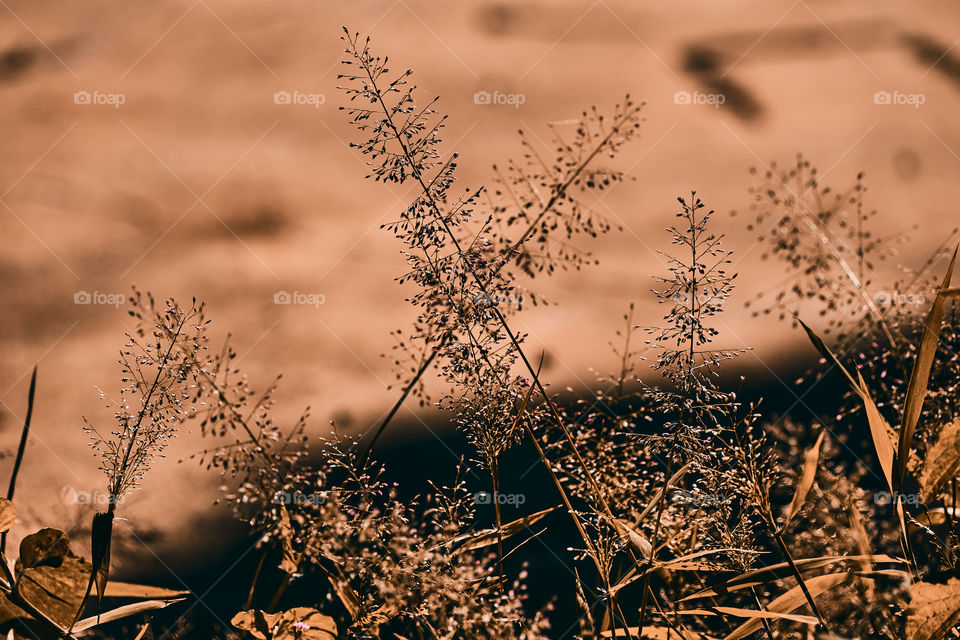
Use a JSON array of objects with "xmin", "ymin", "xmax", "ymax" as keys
[
  {"xmin": 873, "ymin": 90, "xmax": 925, "ymax": 109},
  {"xmin": 874, "ymin": 291, "xmax": 926, "ymax": 307},
  {"xmin": 473, "ymin": 291, "xmax": 525, "ymax": 309},
  {"xmin": 473, "ymin": 90, "xmax": 526, "ymax": 109},
  {"xmin": 273, "ymin": 90, "xmax": 325, "ymax": 109},
  {"xmin": 272, "ymin": 490, "xmax": 326, "ymax": 506},
  {"xmin": 74, "ymin": 291, "xmax": 126, "ymax": 307},
  {"xmin": 673, "ymin": 91, "xmax": 725, "ymax": 108},
  {"xmin": 273, "ymin": 291, "xmax": 325, "ymax": 308},
  {"xmin": 874, "ymin": 491, "xmax": 921, "ymax": 506},
  {"xmin": 61, "ymin": 486, "xmax": 122, "ymax": 506},
  {"xmin": 474, "ymin": 491, "xmax": 526, "ymax": 507},
  {"xmin": 73, "ymin": 90, "xmax": 126, "ymax": 109}
]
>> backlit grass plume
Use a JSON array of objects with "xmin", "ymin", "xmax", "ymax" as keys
[
  {"xmin": 85, "ymin": 289, "xmax": 208, "ymax": 508},
  {"xmin": 646, "ymin": 192, "xmax": 743, "ymax": 458}
]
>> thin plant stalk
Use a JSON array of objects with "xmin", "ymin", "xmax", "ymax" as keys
[
  {"xmin": 358, "ymin": 337, "xmax": 443, "ymax": 467},
  {"xmin": 1, "ymin": 365, "xmax": 36, "ymax": 555},
  {"xmin": 771, "ymin": 524, "xmax": 829, "ymax": 630},
  {"xmin": 355, "ymin": 49, "xmax": 625, "ymax": 533},
  {"xmin": 491, "ymin": 459, "xmax": 505, "ymax": 588},
  {"xmin": 245, "ymin": 549, "xmax": 269, "ymax": 610}
]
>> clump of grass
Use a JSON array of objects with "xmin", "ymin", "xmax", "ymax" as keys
[{"xmin": 8, "ymin": 25, "xmax": 960, "ymax": 640}]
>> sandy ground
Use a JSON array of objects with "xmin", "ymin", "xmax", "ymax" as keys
[{"xmin": 0, "ymin": 0, "xmax": 958, "ymax": 571}]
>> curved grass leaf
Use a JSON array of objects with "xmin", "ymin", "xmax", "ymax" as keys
[
  {"xmin": 677, "ymin": 606, "xmax": 818, "ymax": 625},
  {"xmin": 452, "ymin": 506, "xmax": 557, "ymax": 552},
  {"xmin": 897, "ymin": 246, "xmax": 957, "ymax": 485},
  {"xmin": 73, "ymin": 597, "xmax": 185, "ymax": 632},
  {"xmin": 858, "ymin": 372, "xmax": 896, "ymax": 493},
  {"xmin": 680, "ymin": 554, "xmax": 904, "ymax": 601},
  {"xmin": 103, "ymin": 581, "xmax": 190, "ymax": 599},
  {"xmin": 781, "ymin": 431, "xmax": 825, "ymax": 532},
  {"xmin": 722, "ymin": 572, "xmax": 858, "ymax": 640}
]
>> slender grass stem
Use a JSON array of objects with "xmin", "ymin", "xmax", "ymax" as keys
[{"xmin": 1, "ymin": 366, "xmax": 36, "ymax": 555}]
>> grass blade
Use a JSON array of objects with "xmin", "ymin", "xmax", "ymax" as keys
[
  {"xmin": 722, "ymin": 572, "xmax": 854, "ymax": 640},
  {"xmin": 454, "ymin": 506, "xmax": 557, "ymax": 552},
  {"xmin": 858, "ymin": 372, "xmax": 896, "ymax": 492},
  {"xmin": 72, "ymin": 598, "xmax": 186, "ymax": 632},
  {"xmin": 780, "ymin": 431, "xmax": 825, "ymax": 532},
  {"xmin": 679, "ymin": 554, "xmax": 904, "ymax": 601},
  {"xmin": 797, "ymin": 318, "xmax": 861, "ymax": 398},
  {"xmin": 896, "ymin": 245, "xmax": 958, "ymax": 485}
]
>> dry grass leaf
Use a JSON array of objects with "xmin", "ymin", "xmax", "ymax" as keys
[
  {"xmin": 858, "ymin": 372, "xmax": 896, "ymax": 493},
  {"xmin": 722, "ymin": 572, "xmax": 856, "ymax": 640},
  {"xmin": 781, "ymin": 430, "xmax": 825, "ymax": 532},
  {"xmin": 316, "ymin": 560, "xmax": 360, "ymax": 621},
  {"xmin": 918, "ymin": 418, "xmax": 960, "ymax": 502},
  {"xmin": 679, "ymin": 555, "xmax": 903, "ymax": 601},
  {"xmin": 677, "ymin": 606, "xmax": 818, "ymax": 626},
  {"xmin": 798, "ymin": 318, "xmax": 862, "ymax": 398},
  {"xmin": 102, "ymin": 581, "xmax": 190, "ymax": 599},
  {"xmin": 278, "ymin": 503, "xmax": 300, "ymax": 575},
  {"xmin": 600, "ymin": 626, "xmax": 714, "ymax": 639},
  {"xmin": 606, "ymin": 516, "xmax": 653, "ymax": 560},
  {"xmin": 613, "ymin": 548, "xmax": 757, "ymax": 595},
  {"xmin": 897, "ymin": 247, "xmax": 957, "ymax": 484},
  {"xmin": 846, "ymin": 494, "xmax": 876, "ymax": 599},
  {"xmin": 454, "ymin": 506, "xmax": 557, "ymax": 552},
  {"xmin": 906, "ymin": 578, "xmax": 960, "ymax": 640},
  {"xmin": 88, "ymin": 511, "xmax": 114, "ymax": 620},
  {"xmin": 635, "ymin": 463, "xmax": 693, "ymax": 525},
  {"xmin": 72, "ymin": 597, "xmax": 186, "ymax": 633}
]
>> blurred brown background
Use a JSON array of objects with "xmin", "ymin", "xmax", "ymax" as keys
[{"xmin": 0, "ymin": 0, "xmax": 958, "ymax": 569}]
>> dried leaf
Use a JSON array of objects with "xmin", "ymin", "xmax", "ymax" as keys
[
  {"xmin": 0, "ymin": 500, "xmax": 16, "ymax": 534},
  {"xmin": 19, "ymin": 529, "xmax": 69, "ymax": 569},
  {"xmin": 316, "ymin": 560, "xmax": 360, "ymax": 621},
  {"xmin": 2, "ymin": 549, "xmax": 89, "ymax": 630},
  {"xmin": 846, "ymin": 494, "xmax": 876, "ymax": 599},
  {"xmin": 919, "ymin": 418, "xmax": 960, "ymax": 502},
  {"xmin": 606, "ymin": 516, "xmax": 653, "ymax": 560},
  {"xmin": 906, "ymin": 578, "xmax": 960, "ymax": 640},
  {"xmin": 613, "ymin": 549, "xmax": 759, "ymax": 595},
  {"xmin": 232, "ymin": 607, "xmax": 336, "ymax": 640}
]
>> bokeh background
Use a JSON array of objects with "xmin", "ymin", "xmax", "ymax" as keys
[{"xmin": 0, "ymin": 0, "xmax": 958, "ymax": 595}]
